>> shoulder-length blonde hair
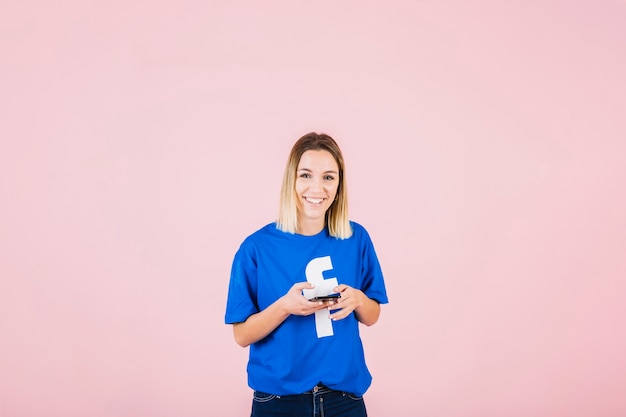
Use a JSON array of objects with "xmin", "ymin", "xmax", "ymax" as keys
[{"xmin": 276, "ymin": 132, "xmax": 352, "ymax": 239}]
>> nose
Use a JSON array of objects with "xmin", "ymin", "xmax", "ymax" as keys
[{"xmin": 310, "ymin": 177, "xmax": 323, "ymax": 192}]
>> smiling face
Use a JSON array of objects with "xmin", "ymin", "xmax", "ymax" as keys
[{"xmin": 295, "ymin": 149, "xmax": 340, "ymax": 235}]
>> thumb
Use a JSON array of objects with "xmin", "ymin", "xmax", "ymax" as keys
[{"xmin": 292, "ymin": 282, "xmax": 315, "ymax": 292}]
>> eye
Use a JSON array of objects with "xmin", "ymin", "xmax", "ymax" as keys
[
  {"xmin": 299, "ymin": 173, "xmax": 312, "ymax": 178},
  {"xmin": 324, "ymin": 175, "xmax": 335, "ymax": 181}
]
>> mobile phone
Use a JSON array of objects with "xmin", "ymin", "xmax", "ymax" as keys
[{"xmin": 309, "ymin": 293, "xmax": 341, "ymax": 302}]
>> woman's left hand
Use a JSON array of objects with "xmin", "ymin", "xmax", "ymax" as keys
[
  {"xmin": 327, "ymin": 284, "xmax": 365, "ymax": 321},
  {"xmin": 328, "ymin": 284, "xmax": 381, "ymax": 326}
]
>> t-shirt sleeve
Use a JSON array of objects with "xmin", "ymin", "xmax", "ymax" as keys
[
  {"xmin": 224, "ymin": 241, "xmax": 260, "ymax": 324},
  {"xmin": 359, "ymin": 226, "xmax": 389, "ymax": 305}
]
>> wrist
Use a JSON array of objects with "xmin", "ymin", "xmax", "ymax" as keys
[
  {"xmin": 275, "ymin": 295, "xmax": 292, "ymax": 317},
  {"xmin": 356, "ymin": 290, "xmax": 367, "ymax": 307}
]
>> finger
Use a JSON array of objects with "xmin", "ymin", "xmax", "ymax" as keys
[
  {"xmin": 335, "ymin": 289, "xmax": 351, "ymax": 303},
  {"xmin": 334, "ymin": 284, "xmax": 349, "ymax": 293},
  {"xmin": 328, "ymin": 306, "xmax": 351, "ymax": 321},
  {"xmin": 329, "ymin": 310, "xmax": 344, "ymax": 321},
  {"xmin": 300, "ymin": 300, "xmax": 326, "ymax": 315},
  {"xmin": 292, "ymin": 282, "xmax": 315, "ymax": 292}
]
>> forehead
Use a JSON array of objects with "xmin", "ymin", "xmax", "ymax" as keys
[{"xmin": 297, "ymin": 149, "xmax": 338, "ymax": 171}]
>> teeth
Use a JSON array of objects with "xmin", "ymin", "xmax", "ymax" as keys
[{"xmin": 305, "ymin": 197, "xmax": 323, "ymax": 204}]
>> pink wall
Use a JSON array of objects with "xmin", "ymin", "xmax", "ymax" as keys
[{"xmin": 1, "ymin": 1, "xmax": 625, "ymax": 416}]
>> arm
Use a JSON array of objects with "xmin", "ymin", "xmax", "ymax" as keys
[
  {"xmin": 232, "ymin": 282, "xmax": 330, "ymax": 347},
  {"xmin": 328, "ymin": 284, "xmax": 381, "ymax": 326},
  {"xmin": 233, "ymin": 299, "xmax": 289, "ymax": 348},
  {"xmin": 354, "ymin": 296, "xmax": 381, "ymax": 326}
]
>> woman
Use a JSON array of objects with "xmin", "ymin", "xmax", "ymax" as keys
[{"xmin": 225, "ymin": 132, "xmax": 388, "ymax": 417}]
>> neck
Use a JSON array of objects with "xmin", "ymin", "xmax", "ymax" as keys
[{"xmin": 297, "ymin": 220, "xmax": 325, "ymax": 236}]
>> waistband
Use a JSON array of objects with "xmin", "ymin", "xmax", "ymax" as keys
[{"xmin": 303, "ymin": 384, "xmax": 334, "ymax": 395}]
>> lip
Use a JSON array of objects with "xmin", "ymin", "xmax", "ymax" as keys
[{"xmin": 303, "ymin": 196, "xmax": 326, "ymax": 205}]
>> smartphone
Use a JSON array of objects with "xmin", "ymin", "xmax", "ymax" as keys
[{"xmin": 309, "ymin": 293, "xmax": 341, "ymax": 302}]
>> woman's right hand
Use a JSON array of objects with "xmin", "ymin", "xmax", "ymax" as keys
[{"xmin": 280, "ymin": 282, "xmax": 334, "ymax": 316}]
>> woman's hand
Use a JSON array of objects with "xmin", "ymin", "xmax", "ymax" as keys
[
  {"xmin": 328, "ymin": 284, "xmax": 381, "ymax": 326},
  {"xmin": 280, "ymin": 282, "xmax": 334, "ymax": 316}
]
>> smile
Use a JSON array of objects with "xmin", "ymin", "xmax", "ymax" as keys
[{"xmin": 304, "ymin": 197, "xmax": 325, "ymax": 205}]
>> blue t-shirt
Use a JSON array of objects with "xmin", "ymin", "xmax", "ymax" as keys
[{"xmin": 224, "ymin": 221, "xmax": 388, "ymax": 396}]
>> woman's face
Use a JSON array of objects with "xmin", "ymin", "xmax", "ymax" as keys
[{"xmin": 295, "ymin": 149, "xmax": 340, "ymax": 234}]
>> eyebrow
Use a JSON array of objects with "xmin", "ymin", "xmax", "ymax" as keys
[{"xmin": 297, "ymin": 168, "xmax": 338, "ymax": 175}]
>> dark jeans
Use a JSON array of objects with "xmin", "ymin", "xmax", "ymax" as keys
[{"xmin": 251, "ymin": 385, "xmax": 367, "ymax": 417}]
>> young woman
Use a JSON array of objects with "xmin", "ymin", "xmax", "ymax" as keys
[{"xmin": 225, "ymin": 132, "xmax": 388, "ymax": 417}]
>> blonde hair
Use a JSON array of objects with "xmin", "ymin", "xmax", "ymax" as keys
[{"xmin": 276, "ymin": 132, "xmax": 352, "ymax": 239}]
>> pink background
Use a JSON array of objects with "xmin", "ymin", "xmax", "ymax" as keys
[{"xmin": 1, "ymin": 1, "xmax": 625, "ymax": 416}]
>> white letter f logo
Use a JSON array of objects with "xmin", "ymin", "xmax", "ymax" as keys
[{"xmin": 302, "ymin": 256, "xmax": 338, "ymax": 338}]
